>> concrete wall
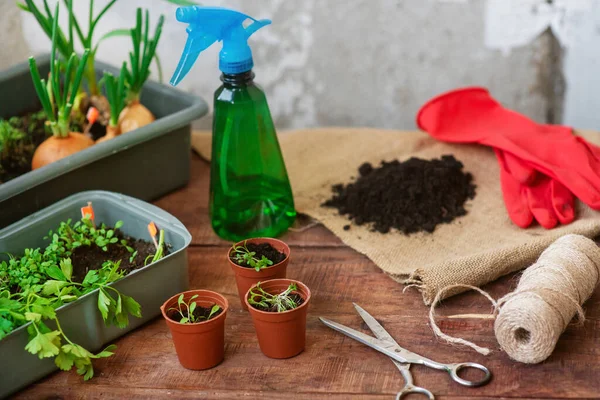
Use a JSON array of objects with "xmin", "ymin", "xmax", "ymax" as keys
[{"xmin": 1, "ymin": 0, "xmax": 598, "ymax": 130}]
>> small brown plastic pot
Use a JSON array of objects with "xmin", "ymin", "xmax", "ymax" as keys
[
  {"xmin": 228, "ymin": 237, "xmax": 290, "ymax": 310},
  {"xmin": 245, "ymin": 279, "xmax": 311, "ymax": 359},
  {"xmin": 161, "ymin": 289, "xmax": 229, "ymax": 370}
]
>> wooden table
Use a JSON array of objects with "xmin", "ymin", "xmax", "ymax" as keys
[{"xmin": 16, "ymin": 155, "xmax": 600, "ymax": 399}]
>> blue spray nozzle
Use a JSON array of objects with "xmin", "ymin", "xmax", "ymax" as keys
[{"xmin": 170, "ymin": 6, "xmax": 271, "ymax": 86}]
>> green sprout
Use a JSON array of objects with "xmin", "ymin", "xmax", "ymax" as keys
[
  {"xmin": 168, "ymin": 294, "xmax": 220, "ymax": 324},
  {"xmin": 28, "ymin": 3, "xmax": 89, "ymax": 138},
  {"xmin": 123, "ymin": 8, "xmax": 165, "ymax": 105},
  {"xmin": 103, "ymin": 64, "xmax": 127, "ymax": 129},
  {"xmin": 18, "ymin": 0, "xmax": 114, "ymax": 96},
  {"xmin": 0, "ymin": 121, "xmax": 25, "ymax": 157},
  {"xmin": 247, "ymin": 282, "xmax": 301, "ymax": 313},
  {"xmin": 145, "ymin": 229, "xmax": 165, "ymax": 265},
  {"xmin": 230, "ymin": 241, "xmax": 274, "ymax": 272}
]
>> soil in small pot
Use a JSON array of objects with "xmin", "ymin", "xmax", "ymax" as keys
[
  {"xmin": 70, "ymin": 229, "xmax": 165, "ymax": 283},
  {"xmin": 230, "ymin": 242, "xmax": 286, "ymax": 267},
  {"xmin": 167, "ymin": 304, "xmax": 223, "ymax": 323},
  {"xmin": 250, "ymin": 294, "xmax": 304, "ymax": 312}
]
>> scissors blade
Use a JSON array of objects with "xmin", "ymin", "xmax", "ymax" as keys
[
  {"xmin": 320, "ymin": 317, "xmax": 409, "ymax": 363},
  {"xmin": 353, "ymin": 303, "xmax": 401, "ymax": 346}
]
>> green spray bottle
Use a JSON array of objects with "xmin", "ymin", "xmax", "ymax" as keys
[{"xmin": 171, "ymin": 6, "xmax": 296, "ymax": 241}]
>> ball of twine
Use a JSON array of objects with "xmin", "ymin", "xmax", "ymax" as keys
[{"xmin": 429, "ymin": 234, "xmax": 600, "ymax": 363}]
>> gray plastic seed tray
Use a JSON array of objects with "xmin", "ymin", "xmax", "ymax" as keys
[{"xmin": 0, "ymin": 191, "xmax": 191, "ymax": 398}]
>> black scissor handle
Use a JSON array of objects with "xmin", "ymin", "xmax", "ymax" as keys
[{"xmin": 448, "ymin": 362, "xmax": 492, "ymax": 387}]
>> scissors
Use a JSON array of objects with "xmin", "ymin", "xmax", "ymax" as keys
[{"xmin": 320, "ymin": 303, "xmax": 491, "ymax": 399}]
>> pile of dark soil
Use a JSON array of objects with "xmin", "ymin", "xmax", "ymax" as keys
[
  {"xmin": 231, "ymin": 242, "xmax": 286, "ymax": 267},
  {"xmin": 322, "ymin": 155, "xmax": 476, "ymax": 234},
  {"xmin": 168, "ymin": 304, "xmax": 223, "ymax": 323},
  {"xmin": 70, "ymin": 233, "xmax": 161, "ymax": 283},
  {"xmin": 250, "ymin": 294, "xmax": 305, "ymax": 312}
]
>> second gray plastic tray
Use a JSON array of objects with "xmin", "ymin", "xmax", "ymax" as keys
[{"xmin": 0, "ymin": 55, "xmax": 208, "ymax": 228}]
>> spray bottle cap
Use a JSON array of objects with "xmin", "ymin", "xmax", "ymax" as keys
[{"xmin": 170, "ymin": 6, "xmax": 271, "ymax": 86}]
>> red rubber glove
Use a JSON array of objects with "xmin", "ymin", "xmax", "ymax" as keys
[
  {"xmin": 417, "ymin": 87, "xmax": 600, "ymax": 210},
  {"xmin": 496, "ymin": 150, "xmax": 575, "ymax": 228}
]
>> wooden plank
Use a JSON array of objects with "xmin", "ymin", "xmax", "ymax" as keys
[
  {"xmin": 15, "ymin": 246, "xmax": 600, "ymax": 399},
  {"xmin": 13, "ymin": 385, "xmax": 548, "ymax": 400},
  {"xmin": 152, "ymin": 154, "xmax": 345, "ymax": 248}
]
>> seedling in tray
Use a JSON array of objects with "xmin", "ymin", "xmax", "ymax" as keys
[
  {"xmin": 0, "ymin": 204, "xmax": 168, "ymax": 380},
  {"xmin": 247, "ymin": 282, "xmax": 303, "ymax": 312},
  {"xmin": 168, "ymin": 294, "xmax": 221, "ymax": 324}
]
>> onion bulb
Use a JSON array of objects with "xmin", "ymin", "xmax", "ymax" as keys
[
  {"xmin": 95, "ymin": 125, "xmax": 120, "ymax": 144},
  {"xmin": 118, "ymin": 100, "xmax": 155, "ymax": 134},
  {"xmin": 32, "ymin": 132, "xmax": 94, "ymax": 170}
]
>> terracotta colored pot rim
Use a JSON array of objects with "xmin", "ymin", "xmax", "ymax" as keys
[
  {"xmin": 244, "ymin": 279, "xmax": 311, "ymax": 316},
  {"xmin": 161, "ymin": 289, "xmax": 229, "ymax": 327},
  {"xmin": 228, "ymin": 237, "xmax": 290, "ymax": 272}
]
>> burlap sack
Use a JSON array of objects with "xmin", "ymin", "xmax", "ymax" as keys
[{"xmin": 192, "ymin": 128, "xmax": 600, "ymax": 305}]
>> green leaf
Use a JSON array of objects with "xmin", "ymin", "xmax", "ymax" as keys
[
  {"xmin": 25, "ymin": 330, "xmax": 61, "ymax": 358},
  {"xmin": 122, "ymin": 294, "xmax": 142, "ymax": 318},
  {"xmin": 46, "ymin": 265, "xmax": 66, "ymax": 281},
  {"xmin": 25, "ymin": 312, "xmax": 42, "ymax": 322},
  {"xmin": 82, "ymin": 270, "xmax": 99, "ymax": 286},
  {"xmin": 60, "ymin": 258, "xmax": 72, "ymax": 281},
  {"xmin": 114, "ymin": 221, "xmax": 124, "ymax": 229},
  {"xmin": 189, "ymin": 301, "xmax": 196, "ymax": 314},
  {"xmin": 177, "ymin": 294, "xmax": 184, "ymax": 306},
  {"xmin": 94, "ymin": 344, "xmax": 117, "ymax": 358},
  {"xmin": 208, "ymin": 304, "xmax": 220, "ymax": 319},
  {"xmin": 42, "ymin": 280, "xmax": 68, "ymax": 296},
  {"xmin": 16, "ymin": 2, "xmax": 30, "ymax": 12},
  {"xmin": 74, "ymin": 358, "xmax": 94, "ymax": 381},
  {"xmin": 63, "ymin": 343, "xmax": 94, "ymax": 359},
  {"xmin": 97, "ymin": 289, "xmax": 112, "ymax": 321},
  {"xmin": 115, "ymin": 310, "xmax": 129, "ymax": 328},
  {"xmin": 180, "ymin": 317, "xmax": 188, "ymax": 324},
  {"xmin": 55, "ymin": 349, "xmax": 75, "ymax": 371}
]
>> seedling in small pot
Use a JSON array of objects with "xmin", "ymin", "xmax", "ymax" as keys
[
  {"xmin": 161, "ymin": 290, "xmax": 229, "ymax": 370},
  {"xmin": 230, "ymin": 241, "xmax": 274, "ymax": 271},
  {"xmin": 245, "ymin": 279, "xmax": 311, "ymax": 359},
  {"xmin": 228, "ymin": 238, "xmax": 290, "ymax": 309},
  {"xmin": 168, "ymin": 294, "xmax": 221, "ymax": 324},
  {"xmin": 248, "ymin": 282, "xmax": 303, "ymax": 312}
]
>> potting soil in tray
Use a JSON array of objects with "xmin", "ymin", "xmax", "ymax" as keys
[
  {"xmin": 322, "ymin": 155, "xmax": 476, "ymax": 234},
  {"xmin": 0, "ymin": 102, "xmax": 108, "ymax": 184},
  {"xmin": 250, "ymin": 294, "xmax": 305, "ymax": 313},
  {"xmin": 167, "ymin": 304, "xmax": 224, "ymax": 323},
  {"xmin": 231, "ymin": 242, "xmax": 286, "ymax": 267},
  {"xmin": 70, "ymin": 236, "xmax": 158, "ymax": 283}
]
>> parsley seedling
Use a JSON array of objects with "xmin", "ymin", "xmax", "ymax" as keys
[
  {"xmin": 247, "ymin": 282, "xmax": 301, "ymax": 313},
  {"xmin": 230, "ymin": 241, "xmax": 274, "ymax": 272},
  {"xmin": 168, "ymin": 294, "xmax": 221, "ymax": 324}
]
